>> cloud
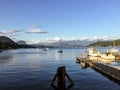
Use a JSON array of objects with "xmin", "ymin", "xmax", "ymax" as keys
[
  {"xmin": 8, "ymin": 29, "xmax": 23, "ymax": 34},
  {"xmin": 26, "ymin": 29, "xmax": 48, "ymax": 34},
  {"xmin": 30, "ymin": 25, "xmax": 42, "ymax": 28},
  {"xmin": 27, "ymin": 24, "xmax": 48, "ymax": 34},
  {"xmin": 0, "ymin": 29, "xmax": 23, "ymax": 37},
  {"xmin": 26, "ymin": 40, "xmax": 41, "ymax": 44}
]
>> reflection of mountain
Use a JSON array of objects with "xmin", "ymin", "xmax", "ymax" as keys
[
  {"xmin": 0, "ymin": 51, "xmax": 13, "ymax": 63},
  {"xmin": 0, "ymin": 55, "xmax": 13, "ymax": 63}
]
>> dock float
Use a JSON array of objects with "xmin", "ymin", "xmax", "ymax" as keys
[{"xmin": 76, "ymin": 57, "xmax": 120, "ymax": 82}]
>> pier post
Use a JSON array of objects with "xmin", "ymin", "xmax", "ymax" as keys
[{"xmin": 51, "ymin": 66, "xmax": 74, "ymax": 90}]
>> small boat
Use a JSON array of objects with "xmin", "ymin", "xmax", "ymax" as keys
[
  {"xmin": 43, "ymin": 48, "xmax": 49, "ymax": 51},
  {"xmin": 58, "ymin": 50, "xmax": 63, "ymax": 53},
  {"xmin": 87, "ymin": 47, "xmax": 100, "ymax": 57}
]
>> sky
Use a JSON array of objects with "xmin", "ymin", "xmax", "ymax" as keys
[{"xmin": 0, "ymin": 0, "xmax": 120, "ymax": 43}]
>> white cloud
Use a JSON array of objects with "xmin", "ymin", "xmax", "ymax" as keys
[
  {"xmin": 26, "ymin": 29, "xmax": 48, "ymax": 34},
  {"xmin": 0, "ymin": 29, "xmax": 23, "ymax": 37},
  {"xmin": 27, "ymin": 24, "xmax": 48, "ymax": 34},
  {"xmin": 26, "ymin": 40, "xmax": 41, "ymax": 44}
]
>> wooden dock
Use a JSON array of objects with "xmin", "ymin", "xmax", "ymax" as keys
[{"xmin": 76, "ymin": 57, "xmax": 120, "ymax": 82}]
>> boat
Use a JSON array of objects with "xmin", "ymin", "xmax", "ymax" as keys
[
  {"xmin": 100, "ymin": 53, "xmax": 115, "ymax": 60},
  {"xmin": 87, "ymin": 47, "xmax": 100, "ymax": 57},
  {"xmin": 58, "ymin": 50, "xmax": 63, "ymax": 53},
  {"xmin": 43, "ymin": 47, "xmax": 49, "ymax": 51},
  {"xmin": 112, "ymin": 52, "xmax": 120, "ymax": 56},
  {"xmin": 43, "ymin": 40, "xmax": 49, "ymax": 51},
  {"xmin": 107, "ymin": 40, "xmax": 119, "ymax": 55}
]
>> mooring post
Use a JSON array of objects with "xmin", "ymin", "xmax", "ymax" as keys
[{"xmin": 51, "ymin": 66, "xmax": 74, "ymax": 90}]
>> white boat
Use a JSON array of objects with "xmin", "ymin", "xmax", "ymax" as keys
[
  {"xmin": 43, "ymin": 47, "xmax": 49, "ymax": 51},
  {"xmin": 43, "ymin": 40, "xmax": 49, "ymax": 51},
  {"xmin": 87, "ymin": 47, "xmax": 100, "ymax": 57},
  {"xmin": 100, "ymin": 53, "xmax": 115, "ymax": 60},
  {"xmin": 107, "ymin": 40, "xmax": 119, "ymax": 54}
]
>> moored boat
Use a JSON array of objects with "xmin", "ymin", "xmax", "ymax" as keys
[
  {"xmin": 58, "ymin": 50, "xmax": 63, "ymax": 53},
  {"xmin": 87, "ymin": 47, "xmax": 100, "ymax": 57},
  {"xmin": 43, "ymin": 48, "xmax": 49, "ymax": 51},
  {"xmin": 100, "ymin": 53, "xmax": 115, "ymax": 60}
]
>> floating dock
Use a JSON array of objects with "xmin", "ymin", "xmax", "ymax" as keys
[{"xmin": 76, "ymin": 57, "xmax": 120, "ymax": 82}]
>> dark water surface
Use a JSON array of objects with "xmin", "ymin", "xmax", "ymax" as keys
[{"xmin": 0, "ymin": 48, "xmax": 120, "ymax": 90}]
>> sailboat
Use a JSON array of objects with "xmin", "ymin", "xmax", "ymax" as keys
[
  {"xmin": 107, "ymin": 40, "xmax": 118, "ymax": 54},
  {"xmin": 43, "ymin": 40, "xmax": 49, "ymax": 51}
]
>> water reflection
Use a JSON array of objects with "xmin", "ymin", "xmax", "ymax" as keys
[
  {"xmin": 0, "ymin": 51, "xmax": 13, "ymax": 64},
  {"xmin": 0, "ymin": 56, "xmax": 13, "ymax": 63}
]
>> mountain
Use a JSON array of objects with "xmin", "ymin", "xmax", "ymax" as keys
[
  {"xmin": 38, "ymin": 40, "xmax": 96, "ymax": 48},
  {"xmin": 0, "ymin": 36, "xmax": 19, "ymax": 49},
  {"xmin": 17, "ymin": 40, "xmax": 27, "ymax": 45},
  {"xmin": 88, "ymin": 39, "xmax": 120, "ymax": 47},
  {"xmin": 32, "ymin": 39, "xmax": 120, "ymax": 48},
  {"xmin": 0, "ymin": 36, "xmax": 35, "ymax": 49}
]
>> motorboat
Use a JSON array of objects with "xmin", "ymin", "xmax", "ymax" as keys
[
  {"xmin": 100, "ymin": 53, "xmax": 115, "ymax": 60},
  {"xmin": 87, "ymin": 47, "xmax": 100, "ymax": 57},
  {"xmin": 58, "ymin": 50, "xmax": 63, "ymax": 53},
  {"xmin": 43, "ymin": 48, "xmax": 49, "ymax": 51}
]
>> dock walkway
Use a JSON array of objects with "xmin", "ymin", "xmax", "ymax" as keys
[{"xmin": 76, "ymin": 57, "xmax": 120, "ymax": 82}]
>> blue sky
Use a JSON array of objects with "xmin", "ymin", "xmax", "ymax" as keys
[{"xmin": 0, "ymin": 0, "xmax": 120, "ymax": 42}]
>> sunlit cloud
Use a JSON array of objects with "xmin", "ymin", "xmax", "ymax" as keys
[
  {"xmin": 26, "ymin": 29, "xmax": 48, "ymax": 34},
  {"xmin": 26, "ymin": 40, "xmax": 41, "ymax": 44},
  {"xmin": 8, "ymin": 29, "xmax": 23, "ymax": 34},
  {"xmin": 0, "ymin": 29, "xmax": 23, "ymax": 37},
  {"xmin": 27, "ymin": 24, "xmax": 48, "ymax": 34}
]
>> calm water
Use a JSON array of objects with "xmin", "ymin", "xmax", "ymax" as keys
[{"xmin": 0, "ymin": 48, "xmax": 120, "ymax": 90}]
